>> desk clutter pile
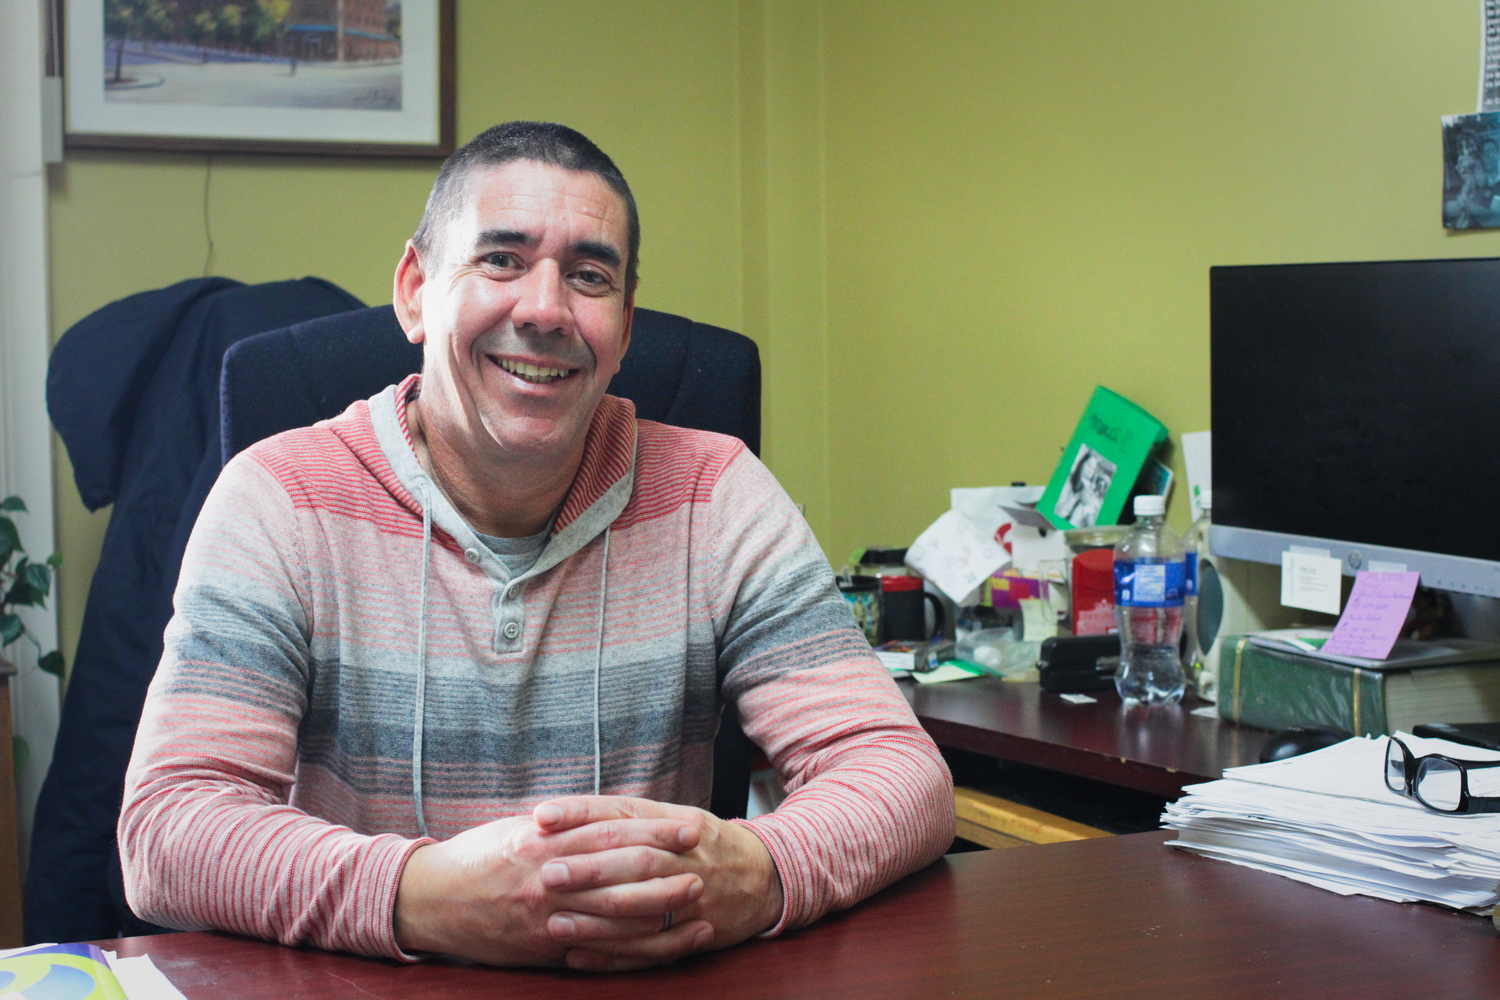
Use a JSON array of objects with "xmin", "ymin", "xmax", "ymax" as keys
[{"xmin": 1164, "ymin": 733, "xmax": 1500, "ymax": 913}]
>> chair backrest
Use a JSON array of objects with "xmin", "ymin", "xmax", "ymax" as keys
[
  {"xmin": 218, "ymin": 303, "xmax": 762, "ymax": 819},
  {"xmin": 221, "ymin": 304, "xmax": 761, "ymax": 465}
]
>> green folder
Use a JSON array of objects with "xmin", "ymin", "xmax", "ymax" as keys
[{"xmin": 1041, "ymin": 386, "xmax": 1168, "ymax": 529}]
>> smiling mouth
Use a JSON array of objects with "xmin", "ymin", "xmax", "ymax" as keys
[{"xmin": 495, "ymin": 357, "xmax": 578, "ymax": 384}]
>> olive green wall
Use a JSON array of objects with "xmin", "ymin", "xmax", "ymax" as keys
[
  {"xmin": 818, "ymin": 0, "xmax": 1500, "ymax": 562},
  {"xmin": 47, "ymin": 0, "xmax": 1499, "ymax": 675}
]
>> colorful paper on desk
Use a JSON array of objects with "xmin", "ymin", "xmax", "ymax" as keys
[
  {"xmin": 1321, "ymin": 571, "xmax": 1421, "ymax": 660},
  {"xmin": 0, "ymin": 942, "xmax": 128, "ymax": 999},
  {"xmin": 911, "ymin": 662, "xmax": 984, "ymax": 684},
  {"xmin": 905, "ymin": 509, "xmax": 1008, "ymax": 603}
]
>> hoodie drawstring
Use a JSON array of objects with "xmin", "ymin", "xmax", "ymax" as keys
[
  {"xmin": 411, "ymin": 483, "xmax": 609, "ymax": 825},
  {"xmin": 412, "ymin": 481, "xmax": 433, "ymax": 838},
  {"xmin": 593, "ymin": 528, "xmax": 610, "ymax": 795}
]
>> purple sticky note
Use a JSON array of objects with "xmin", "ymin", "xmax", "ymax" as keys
[{"xmin": 1321, "ymin": 571, "xmax": 1421, "ymax": 660}]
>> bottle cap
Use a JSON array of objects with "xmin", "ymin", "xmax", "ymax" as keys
[
  {"xmin": 1198, "ymin": 489, "xmax": 1213, "ymax": 510},
  {"xmin": 1133, "ymin": 494, "xmax": 1166, "ymax": 517}
]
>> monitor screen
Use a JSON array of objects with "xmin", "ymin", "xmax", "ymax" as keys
[{"xmin": 1210, "ymin": 257, "xmax": 1500, "ymax": 596}]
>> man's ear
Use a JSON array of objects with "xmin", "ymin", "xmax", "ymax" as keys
[
  {"xmin": 393, "ymin": 242, "xmax": 428, "ymax": 344},
  {"xmin": 618, "ymin": 289, "xmax": 635, "ymax": 364}
]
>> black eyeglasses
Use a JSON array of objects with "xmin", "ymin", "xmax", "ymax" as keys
[{"xmin": 1384, "ymin": 736, "xmax": 1500, "ymax": 814}]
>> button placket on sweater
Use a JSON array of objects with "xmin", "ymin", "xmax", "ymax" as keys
[{"xmin": 494, "ymin": 574, "xmax": 524, "ymax": 652}]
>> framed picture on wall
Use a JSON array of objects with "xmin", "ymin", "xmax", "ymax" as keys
[{"xmin": 63, "ymin": 0, "xmax": 455, "ymax": 157}]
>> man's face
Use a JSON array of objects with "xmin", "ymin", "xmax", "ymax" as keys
[{"xmin": 396, "ymin": 159, "xmax": 633, "ymax": 466}]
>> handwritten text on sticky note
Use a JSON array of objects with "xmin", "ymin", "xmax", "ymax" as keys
[{"xmin": 1321, "ymin": 571, "xmax": 1421, "ymax": 660}]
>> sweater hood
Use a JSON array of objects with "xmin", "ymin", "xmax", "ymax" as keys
[{"xmin": 328, "ymin": 373, "xmax": 637, "ymax": 580}]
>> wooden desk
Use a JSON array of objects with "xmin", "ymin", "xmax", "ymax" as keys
[
  {"xmin": 901, "ymin": 676, "xmax": 1273, "ymax": 797},
  {"xmin": 98, "ymin": 832, "xmax": 1500, "ymax": 999}
]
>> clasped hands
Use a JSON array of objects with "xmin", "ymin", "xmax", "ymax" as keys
[{"xmin": 394, "ymin": 795, "xmax": 783, "ymax": 971}]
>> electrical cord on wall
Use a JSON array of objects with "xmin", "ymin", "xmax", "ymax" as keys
[{"xmin": 201, "ymin": 153, "xmax": 216, "ymax": 277}]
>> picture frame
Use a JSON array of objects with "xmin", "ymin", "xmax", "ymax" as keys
[{"xmin": 63, "ymin": 0, "xmax": 455, "ymax": 158}]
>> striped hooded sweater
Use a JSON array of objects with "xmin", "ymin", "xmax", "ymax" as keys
[{"xmin": 119, "ymin": 374, "xmax": 954, "ymax": 959}]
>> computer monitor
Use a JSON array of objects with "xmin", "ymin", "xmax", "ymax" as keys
[{"xmin": 1209, "ymin": 257, "xmax": 1500, "ymax": 598}]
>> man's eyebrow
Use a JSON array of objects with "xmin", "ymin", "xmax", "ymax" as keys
[
  {"xmin": 473, "ymin": 228, "xmax": 533, "ymax": 250},
  {"xmin": 573, "ymin": 239, "xmax": 623, "ymax": 270}
]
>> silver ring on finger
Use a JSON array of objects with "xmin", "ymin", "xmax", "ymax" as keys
[{"xmin": 661, "ymin": 910, "xmax": 675, "ymax": 933}]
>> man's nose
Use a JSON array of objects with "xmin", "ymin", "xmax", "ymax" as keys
[{"xmin": 510, "ymin": 259, "xmax": 572, "ymax": 334}]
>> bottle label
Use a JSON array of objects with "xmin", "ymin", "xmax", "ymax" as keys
[
  {"xmin": 1114, "ymin": 559, "xmax": 1186, "ymax": 608},
  {"xmin": 1185, "ymin": 552, "xmax": 1198, "ymax": 597}
]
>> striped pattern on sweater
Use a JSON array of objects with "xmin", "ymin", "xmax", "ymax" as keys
[{"xmin": 120, "ymin": 379, "xmax": 954, "ymax": 958}]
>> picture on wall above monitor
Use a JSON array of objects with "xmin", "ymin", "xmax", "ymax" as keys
[{"xmin": 1441, "ymin": 111, "xmax": 1500, "ymax": 230}]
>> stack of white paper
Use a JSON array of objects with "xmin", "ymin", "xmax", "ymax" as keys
[{"xmin": 1163, "ymin": 733, "xmax": 1500, "ymax": 912}]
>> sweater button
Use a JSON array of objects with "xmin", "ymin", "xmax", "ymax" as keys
[
  {"xmin": 503, "ymin": 621, "xmax": 521, "ymax": 639},
  {"xmin": 465, "ymin": 549, "xmax": 480, "ymax": 563}
]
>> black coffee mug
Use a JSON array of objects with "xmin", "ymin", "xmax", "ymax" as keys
[{"xmin": 880, "ymin": 576, "xmax": 946, "ymax": 642}]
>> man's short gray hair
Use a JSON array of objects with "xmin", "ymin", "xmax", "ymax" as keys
[{"xmin": 412, "ymin": 121, "xmax": 641, "ymax": 291}]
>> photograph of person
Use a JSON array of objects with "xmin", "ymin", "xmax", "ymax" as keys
[{"xmin": 1054, "ymin": 443, "xmax": 1115, "ymax": 528}]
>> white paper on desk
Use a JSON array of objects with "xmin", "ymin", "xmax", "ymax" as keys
[
  {"xmin": 905, "ymin": 509, "xmax": 1009, "ymax": 603},
  {"xmin": 1280, "ymin": 550, "xmax": 1343, "ymax": 615},
  {"xmin": 105, "ymin": 951, "xmax": 191, "ymax": 1000},
  {"xmin": 1164, "ymin": 733, "xmax": 1500, "ymax": 913},
  {"xmin": 951, "ymin": 485, "xmax": 1043, "ymax": 544},
  {"xmin": 1181, "ymin": 430, "xmax": 1211, "ymax": 520},
  {"xmin": 1009, "ymin": 523, "xmax": 1068, "ymax": 574}
]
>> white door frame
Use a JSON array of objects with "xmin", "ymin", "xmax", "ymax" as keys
[{"xmin": 1, "ymin": 0, "xmax": 62, "ymax": 878}]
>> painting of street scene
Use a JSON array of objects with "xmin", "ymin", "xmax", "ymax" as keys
[{"xmin": 102, "ymin": 0, "xmax": 401, "ymax": 109}]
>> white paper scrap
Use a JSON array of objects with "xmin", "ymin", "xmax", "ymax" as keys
[
  {"xmin": 1020, "ymin": 598, "xmax": 1058, "ymax": 641},
  {"xmin": 1482, "ymin": 0, "xmax": 1500, "ymax": 112},
  {"xmin": 876, "ymin": 650, "xmax": 915, "ymax": 673},
  {"xmin": 951, "ymin": 485, "xmax": 1041, "ymax": 544},
  {"xmin": 1190, "ymin": 705, "xmax": 1219, "ymax": 719},
  {"xmin": 1059, "ymin": 693, "xmax": 1097, "ymax": 705},
  {"xmin": 1280, "ymin": 550, "xmax": 1343, "ymax": 615},
  {"xmin": 905, "ymin": 509, "xmax": 1009, "ymax": 603},
  {"xmin": 106, "ymin": 953, "xmax": 191, "ymax": 1000},
  {"xmin": 1180, "ymin": 430, "xmax": 1211, "ymax": 520},
  {"xmin": 1009, "ymin": 524, "xmax": 1068, "ymax": 574}
]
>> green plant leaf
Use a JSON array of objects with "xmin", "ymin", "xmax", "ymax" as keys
[
  {"xmin": 26, "ymin": 561, "xmax": 50, "ymax": 600},
  {"xmin": 4, "ymin": 578, "xmax": 35, "ymax": 608},
  {"xmin": 0, "ymin": 516, "xmax": 18, "ymax": 564},
  {"xmin": 38, "ymin": 650, "xmax": 64, "ymax": 679},
  {"xmin": 0, "ymin": 613, "xmax": 22, "ymax": 645},
  {"xmin": 0, "ymin": 496, "xmax": 26, "ymax": 512},
  {"xmin": 46, "ymin": 552, "xmax": 63, "ymax": 568}
]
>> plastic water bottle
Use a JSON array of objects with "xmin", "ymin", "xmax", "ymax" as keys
[
  {"xmin": 1113, "ymin": 495, "xmax": 1186, "ymax": 705},
  {"xmin": 1181, "ymin": 490, "xmax": 1213, "ymax": 697}
]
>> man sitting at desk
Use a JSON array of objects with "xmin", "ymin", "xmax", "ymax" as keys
[{"xmin": 118, "ymin": 121, "xmax": 954, "ymax": 971}]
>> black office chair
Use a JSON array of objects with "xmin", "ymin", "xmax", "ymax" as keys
[{"xmin": 219, "ymin": 304, "xmax": 762, "ymax": 819}]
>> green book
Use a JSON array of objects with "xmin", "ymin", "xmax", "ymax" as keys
[
  {"xmin": 1041, "ymin": 386, "xmax": 1168, "ymax": 530},
  {"xmin": 1218, "ymin": 633, "xmax": 1500, "ymax": 736}
]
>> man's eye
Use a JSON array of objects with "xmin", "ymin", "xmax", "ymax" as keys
[
  {"xmin": 572, "ymin": 269, "xmax": 609, "ymax": 287},
  {"xmin": 483, "ymin": 252, "xmax": 520, "ymax": 268}
]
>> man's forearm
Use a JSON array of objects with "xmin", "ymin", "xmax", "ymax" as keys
[{"xmin": 731, "ymin": 659, "xmax": 956, "ymax": 932}]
